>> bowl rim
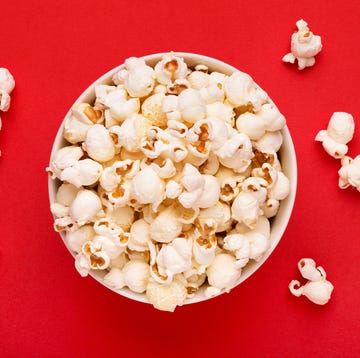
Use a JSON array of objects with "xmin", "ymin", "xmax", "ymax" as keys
[{"xmin": 48, "ymin": 51, "xmax": 297, "ymax": 305}]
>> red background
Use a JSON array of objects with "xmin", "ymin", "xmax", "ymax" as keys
[{"xmin": 1, "ymin": 1, "xmax": 360, "ymax": 356}]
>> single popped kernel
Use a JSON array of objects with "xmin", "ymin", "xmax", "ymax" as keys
[
  {"xmin": 0, "ymin": 67, "xmax": 15, "ymax": 157},
  {"xmin": 315, "ymin": 112, "xmax": 355, "ymax": 159},
  {"xmin": 0, "ymin": 68, "xmax": 15, "ymax": 94},
  {"xmin": 289, "ymin": 258, "xmax": 334, "ymax": 305},
  {"xmin": 338, "ymin": 155, "xmax": 360, "ymax": 192},
  {"xmin": 282, "ymin": 19, "xmax": 322, "ymax": 70}
]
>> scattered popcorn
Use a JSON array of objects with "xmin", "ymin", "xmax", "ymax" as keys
[
  {"xmin": 0, "ymin": 67, "xmax": 15, "ymax": 157},
  {"xmin": 48, "ymin": 53, "xmax": 291, "ymax": 312},
  {"xmin": 315, "ymin": 112, "xmax": 355, "ymax": 159},
  {"xmin": 289, "ymin": 258, "xmax": 334, "ymax": 305},
  {"xmin": 338, "ymin": 155, "xmax": 360, "ymax": 191},
  {"xmin": 282, "ymin": 19, "xmax": 322, "ymax": 70}
]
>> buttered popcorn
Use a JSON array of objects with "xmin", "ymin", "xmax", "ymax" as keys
[{"xmin": 48, "ymin": 53, "xmax": 291, "ymax": 312}]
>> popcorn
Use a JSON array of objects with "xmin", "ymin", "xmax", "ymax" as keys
[
  {"xmin": 64, "ymin": 103, "xmax": 103, "ymax": 144},
  {"xmin": 224, "ymin": 71, "xmax": 268, "ymax": 111},
  {"xmin": 205, "ymin": 253, "xmax": 242, "ymax": 297},
  {"xmin": 60, "ymin": 158, "xmax": 102, "ymax": 188},
  {"xmin": 289, "ymin": 258, "xmax": 334, "ymax": 305},
  {"xmin": 0, "ymin": 68, "xmax": 15, "ymax": 94},
  {"xmin": 315, "ymin": 112, "xmax": 355, "ymax": 159},
  {"xmin": 122, "ymin": 260, "xmax": 150, "ymax": 293},
  {"xmin": 146, "ymin": 278, "xmax": 188, "ymax": 312},
  {"xmin": 69, "ymin": 189, "xmax": 103, "ymax": 226},
  {"xmin": 338, "ymin": 155, "xmax": 360, "ymax": 191},
  {"xmin": 83, "ymin": 124, "xmax": 116, "ymax": 162},
  {"xmin": 177, "ymin": 88, "xmax": 206, "ymax": 124},
  {"xmin": 0, "ymin": 68, "xmax": 15, "ymax": 157},
  {"xmin": 149, "ymin": 206, "xmax": 183, "ymax": 243},
  {"xmin": 282, "ymin": 19, "xmax": 322, "ymax": 70},
  {"xmin": 0, "ymin": 90, "xmax": 11, "ymax": 112},
  {"xmin": 48, "ymin": 53, "xmax": 291, "ymax": 312},
  {"xmin": 154, "ymin": 53, "xmax": 188, "ymax": 85}
]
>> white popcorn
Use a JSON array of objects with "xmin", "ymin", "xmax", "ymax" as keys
[
  {"xmin": 200, "ymin": 82, "xmax": 225, "ymax": 104},
  {"xmin": 63, "ymin": 103, "xmax": 103, "ymax": 144},
  {"xmin": 195, "ymin": 174, "xmax": 220, "ymax": 209},
  {"xmin": 178, "ymin": 163, "xmax": 204, "ymax": 208},
  {"xmin": 131, "ymin": 166, "xmax": 165, "ymax": 211},
  {"xmin": 0, "ymin": 68, "xmax": 15, "ymax": 94},
  {"xmin": 141, "ymin": 93, "xmax": 168, "ymax": 127},
  {"xmin": 122, "ymin": 260, "xmax": 150, "ymax": 293},
  {"xmin": 106, "ymin": 205, "xmax": 135, "ymax": 231},
  {"xmin": 156, "ymin": 237, "xmax": 192, "ymax": 281},
  {"xmin": 91, "ymin": 235, "xmax": 123, "ymax": 259},
  {"xmin": 258, "ymin": 103, "xmax": 286, "ymax": 132},
  {"xmin": 60, "ymin": 158, "xmax": 102, "ymax": 188},
  {"xmin": 193, "ymin": 232, "xmax": 217, "ymax": 266},
  {"xmin": 289, "ymin": 258, "xmax": 334, "ymax": 305},
  {"xmin": 69, "ymin": 189, "xmax": 103, "ymax": 226},
  {"xmin": 50, "ymin": 202, "xmax": 69, "ymax": 218},
  {"xmin": 83, "ymin": 124, "xmax": 115, "ymax": 162},
  {"xmin": 177, "ymin": 88, "xmax": 206, "ymax": 124},
  {"xmin": 146, "ymin": 278, "xmax": 187, "ymax": 312},
  {"xmin": 154, "ymin": 53, "xmax": 188, "ymax": 85},
  {"xmin": 150, "ymin": 206, "xmax": 183, "ymax": 243},
  {"xmin": 167, "ymin": 78, "xmax": 190, "ymax": 95},
  {"xmin": 74, "ymin": 252, "xmax": 92, "ymax": 277},
  {"xmin": 205, "ymin": 253, "xmax": 241, "ymax": 295},
  {"xmin": 268, "ymin": 171, "xmax": 291, "ymax": 201},
  {"xmin": 231, "ymin": 191, "xmax": 262, "ymax": 229},
  {"xmin": 93, "ymin": 217, "xmax": 124, "ymax": 244},
  {"xmin": 255, "ymin": 131, "xmax": 283, "ymax": 153},
  {"xmin": 47, "ymin": 145, "xmax": 84, "ymax": 179},
  {"xmin": 149, "ymin": 158, "xmax": 176, "ymax": 179},
  {"xmin": 55, "ymin": 183, "xmax": 80, "ymax": 206},
  {"xmin": 129, "ymin": 218, "xmax": 151, "ymax": 251},
  {"xmin": 0, "ymin": 90, "xmax": 11, "ymax": 112},
  {"xmin": 199, "ymin": 153, "xmax": 219, "ymax": 175},
  {"xmin": 165, "ymin": 180, "xmax": 183, "ymax": 199},
  {"xmin": 98, "ymin": 86, "xmax": 140, "ymax": 122},
  {"xmin": 187, "ymin": 69, "xmax": 209, "ymax": 89},
  {"xmin": 103, "ymin": 267, "xmax": 125, "ymax": 290},
  {"xmin": 166, "ymin": 119, "xmax": 188, "ymax": 138},
  {"xmin": 110, "ymin": 114, "xmax": 151, "ymax": 153},
  {"xmin": 315, "ymin": 112, "xmax": 355, "ymax": 159},
  {"xmin": 65, "ymin": 225, "xmax": 95, "ymax": 253},
  {"xmin": 162, "ymin": 95, "xmax": 181, "ymax": 121},
  {"xmin": 206, "ymin": 102, "xmax": 235, "ymax": 126},
  {"xmin": 338, "ymin": 155, "xmax": 360, "ymax": 191},
  {"xmin": 216, "ymin": 130, "xmax": 253, "ymax": 173},
  {"xmin": 282, "ymin": 19, "xmax": 322, "ymax": 70},
  {"xmin": 223, "ymin": 233, "xmax": 250, "ymax": 268},
  {"xmin": 49, "ymin": 53, "xmax": 291, "ymax": 312},
  {"xmin": 224, "ymin": 71, "xmax": 267, "ymax": 111},
  {"xmin": 121, "ymin": 57, "xmax": 155, "ymax": 98},
  {"xmin": 198, "ymin": 201, "xmax": 232, "ymax": 233},
  {"xmin": 82, "ymin": 240, "xmax": 111, "ymax": 270},
  {"xmin": 236, "ymin": 112, "xmax": 266, "ymax": 140}
]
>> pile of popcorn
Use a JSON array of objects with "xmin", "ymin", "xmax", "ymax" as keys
[
  {"xmin": 47, "ymin": 53, "xmax": 291, "ymax": 312},
  {"xmin": 0, "ymin": 68, "xmax": 15, "ymax": 156}
]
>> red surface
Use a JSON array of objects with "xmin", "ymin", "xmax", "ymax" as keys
[{"xmin": 1, "ymin": 1, "xmax": 360, "ymax": 356}]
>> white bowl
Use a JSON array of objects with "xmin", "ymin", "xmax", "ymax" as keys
[{"xmin": 48, "ymin": 52, "xmax": 297, "ymax": 305}]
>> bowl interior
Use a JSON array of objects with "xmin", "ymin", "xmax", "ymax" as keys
[{"xmin": 48, "ymin": 52, "xmax": 297, "ymax": 305}]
